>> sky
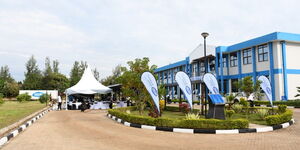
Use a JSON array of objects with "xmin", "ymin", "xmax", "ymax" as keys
[{"xmin": 1, "ymin": 0, "xmax": 300, "ymax": 81}]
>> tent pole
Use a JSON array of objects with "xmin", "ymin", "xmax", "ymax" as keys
[{"xmin": 66, "ymin": 93, "xmax": 68, "ymax": 110}]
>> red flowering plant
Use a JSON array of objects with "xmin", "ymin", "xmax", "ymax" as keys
[{"xmin": 179, "ymin": 103, "xmax": 190, "ymax": 113}]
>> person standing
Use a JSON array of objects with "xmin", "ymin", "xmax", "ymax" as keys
[{"xmin": 58, "ymin": 93, "xmax": 62, "ymax": 110}]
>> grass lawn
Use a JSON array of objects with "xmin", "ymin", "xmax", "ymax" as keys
[
  {"xmin": 0, "ymin": 101, "xmax": 46, "ymax": 129},
  {"xmin": 231, "ymin": 113, "xmax": 267, "ymax": 125},
  {"xmin": 130, "ymin": 110, "xmax": 187, "ymax": 119},
  {"xmin": 130, "ymin": 109, "xmax": 203, "ymax": 119}
]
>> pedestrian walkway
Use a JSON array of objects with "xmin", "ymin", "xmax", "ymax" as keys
[{"xmin": 1, "ymin": 109, "xmax": 299, "ymax": 150}]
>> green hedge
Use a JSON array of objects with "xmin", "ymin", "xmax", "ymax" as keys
[
  {"xmin": 108, "ymin": 107, "xmax": 249, "ymax": 129},
  {"xmin": 265, "ymin": 109, "xmax": 293, "ymax": 126},
  {"xmin": 171, "ymin": 99, "xmax": 200, "ymax": 104},
  {"xmin": 254, "ymin": 100, "xmax": 300, "ymax": 107}
]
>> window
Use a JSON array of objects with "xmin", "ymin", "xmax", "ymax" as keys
[
  {"xmin": 192, "ymin": 63, "xmax": 197, "ymax": 76},
  {"xmin": 243, "ymin": 48, "xmax": 252, "ymax": 65},
  {"xmin": 258, "ymin": 44, "xmax": 268, "ymax": 62},
  {"xmin": 230, "ymin": 53, "xmax": 238, "ymax": 67},
  {"xmin": 200, "ymin": 62, "xmax": 205, "ymax": 73},
  {"xmin": 220, "ymin": 56, "xmax": 226, "ymax": 67},
  {"xmin": 218, "ymin": 56, "xmax": 227, "ymax": 67}
]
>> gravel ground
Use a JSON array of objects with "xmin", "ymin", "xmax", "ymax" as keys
[{"xmin": 1, "ymin": 109, "xmax": 299, "ymax": 150}]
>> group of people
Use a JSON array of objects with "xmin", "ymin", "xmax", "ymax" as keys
[{"xmin": 51, "ymin": 93, "xmax": 131, "ymax": 112}]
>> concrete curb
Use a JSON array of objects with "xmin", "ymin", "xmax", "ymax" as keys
[
  {"xmin": 107, "ymin": 114, "xmax": 295, "ymax": 134},
  {"xmin": 0, "ymin": 108, "xmax": 51, "ymax": 147}
]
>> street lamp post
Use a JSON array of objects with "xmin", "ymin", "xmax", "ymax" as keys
[{"xmin": 201, "ymin": 32, "xmax": 209, "ymax": 116}]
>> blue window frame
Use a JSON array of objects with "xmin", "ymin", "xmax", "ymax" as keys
[
  {"xmin": 243, "ymin": 48, "xmax": 252, "ymax": 65},
  {"xmin": 230, "ymin": 52, "xmax": 238, "ymax": 67},
  {"xmin": 258, "ymin": 44, "xmax": 268, "ymax": 62}
]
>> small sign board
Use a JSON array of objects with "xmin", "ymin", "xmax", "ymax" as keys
[{"xmin": 208, "ymin": 94, "xmax": 224, "ymax": 104}]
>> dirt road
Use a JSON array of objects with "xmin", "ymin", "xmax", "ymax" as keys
[{"xmin": 1, "ymin": 109, "xmax": 299, "ymax": 150}]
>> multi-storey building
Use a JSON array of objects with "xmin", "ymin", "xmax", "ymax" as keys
[{"xmin": 155, "ymin": 32, "xmax": 300, "ymax": 101}]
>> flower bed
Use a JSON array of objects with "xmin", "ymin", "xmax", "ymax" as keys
[{"xmin": 108, "ymin": 107, "xmax": 249, "ymax": 129}]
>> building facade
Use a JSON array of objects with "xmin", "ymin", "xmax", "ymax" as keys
[{"xmin": 155, "ymin": 32, "xmax": 300, "ymax": 101}]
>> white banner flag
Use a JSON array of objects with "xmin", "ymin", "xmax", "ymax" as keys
[
  {"xmin": 258, "ymin": 76, "xmax": 273, "ymax": 106},
  {"xmin": 203, "ymin": 73, "xmax": 219, "ymax": 94},
  {"xmin": 141, "ymin": 72, "xmax": 160, "ymax": 113},
  {"xmin": 175, "ymin": 71, "xmax": 193, "ymax": 109}
]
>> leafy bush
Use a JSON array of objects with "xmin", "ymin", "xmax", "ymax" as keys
[
  {"xmin": 278, "ymin": 105, "xmax": 287, "ymax": 114},
  {"xmin": 0, "ymin": 93, "xmax": 4, "ymax": 105},
  {"xmin": 225, "ymin": 110, "xmax": 235, "ymax": 119},
  {"xmin": 16, "ymin": 93, "xmax": 31, "ymax": 102},
  {"xmin": 108, "ymin": 107, "xmax": 249, "ymax": 129},
  {"xmin": 257, "ymin": 109, "xmax": 269, "ymax": 120},
  {"xmin": 185, "ymin": 113, "xmax": 200, "ymax": 119},
  {"xmin": 39, "ymin": 93, "xmax": 50, "ymax": 104},
  {"xmin": 265, "ymin": 109, "xmax": 293, "ymax": 125},
  {"xmin": 239, "ymin": 98, "xmax": 249, "ymax": 107},
  {"xmin": 232, "ymin": 104, "xmax": 243, "ymax": 113},
  {"xmin": 179, "ymin": 103, "xmax": 190, "ymax": 113}
]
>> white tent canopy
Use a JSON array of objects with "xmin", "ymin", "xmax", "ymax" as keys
[{"xmin": 65, "ymin": 66, "xmax": 112, "ymax": 95}]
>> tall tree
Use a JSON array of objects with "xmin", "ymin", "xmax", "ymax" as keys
[
  {"xmin": 93, "ymin": 68, "xmax": 100, "ymax": 81},
  {"xmin": 0, "ymin": 65, "xmax": 14, "ymax": 82},
  {"xmin": 0, "ymin": 65, "xmax": 19, "ymax": 97},
  {"xmin": 25, "ymin": 55, "xmax": 41, "ymax": 76},
  {"xmin": 23, "ymin": 55, "xmax": 43, "ymax": 90},
  {"xmin": 44, "ymin": 57, "xmax": 52, "ymax": 76},
  {"xmin": 53, "ymin": 59, "xmax": 59, "ymax": 73},
  {"xmin": 101, "ymin": 64, "xmax": 123, "ymax": 85},
  {"xmin": 42, "ymin": 73, "xmax": 69, "ymax": 93},
  {"xmin": 69, "ymin": 61, "xmax": 87, "ymax": 86},
  {"xmin": 118, "ymin": 57, "xmax": 157, "ymax": 114}
]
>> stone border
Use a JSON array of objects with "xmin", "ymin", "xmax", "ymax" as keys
[
  {"xmin": 0, "ymin": 109, "xmax": 51, "ymax": 147},
  {"xmin": 107, "ymin": 114, "xmax": 295, "ymax": 134}
]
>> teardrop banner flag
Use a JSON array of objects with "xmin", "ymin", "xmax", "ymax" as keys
[
  {"xmin": 203, "ymin": 73, "xmax": 219, "ymax": 94},
  {"xmin": 175, "ymin": 71, "xmax": 193, "ymax": 109},
  {"xmin": 141, "ymin": 72, "xmax": 160, "ymax": 113},
  {"xmin": 258, "ymin": 76, "xmax": 273, "ymax": 106}
]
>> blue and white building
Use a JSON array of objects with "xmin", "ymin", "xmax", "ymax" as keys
[{"xmin": 155, "ymin": 32, "xmax": 300, "ymax": 101}]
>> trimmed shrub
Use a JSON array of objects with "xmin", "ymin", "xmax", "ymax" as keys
[
  {"xmin": 254, "ymin": 100, "xmax": 300, "ymax": 107},
  {"xmin": 278, "ymin": 105, "xmax": 287, "ymax": 114},
  {"xmin": 108, "ymin": 107, "xmax": 249, "ymax": 129},
  {"xmin": 265, "ymin": 109, "xmax": 293, "ymax": 125},
  {"xmin": 225, "ymin": 110, "xmax": 235, "ymax": 119},
  {"xmin": 16, "ymin": 93, "xmax": 31, "ymax": 102},
  {"xmin": 178, "ymin": 118, "xmax": 248, "ymax": 129},
  {"xmin": 0, "ymin": 93, "xmax": 4, "ymax": 105},
  {"xmin": 39, "ymin": 93, "xmax": 50, "ymax": 104},
  {"xmin": 232, "ymin": 104, "xmax": 243, "ymax": 113},
  {"xmin": 239, "ymin": 98, "xmax": 249, "ymax": 107},
  {"xmin": 257, "ymin": 109, "xmax": 269, "ymax": 120},
  {"xmin": 171, "ymin": 99, "xmax": 200, "ymax": 104},
  {"xmin": 165, "ymin": 106, "xmax": 180, "ymax": 112}
]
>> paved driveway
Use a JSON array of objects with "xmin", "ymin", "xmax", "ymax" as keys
[{"xmin": 1, "ymin": 109, "xmax": 299, "ymax": 150}]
